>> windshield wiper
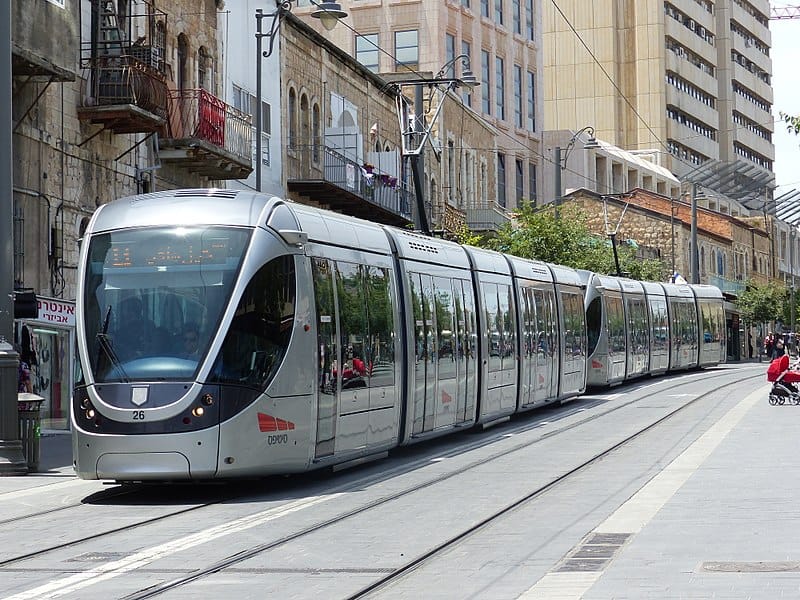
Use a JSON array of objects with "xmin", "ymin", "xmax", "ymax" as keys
[{"xmin": 95, "ymin": 306, "xmax": 130, "ymax": 382}]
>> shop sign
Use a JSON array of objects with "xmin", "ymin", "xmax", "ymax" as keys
[{"xmin": 32, "ymin": 297, "xmax": 75, "ymax": 327}]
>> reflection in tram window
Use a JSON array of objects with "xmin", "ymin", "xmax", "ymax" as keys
[
  {"xmin": 336, "ymin": 262, "xmax": 368, "ymax": 389},
  {"xmin": 211, "ymin": 255, "xmax": 296, "ymax": 390},
  {"xmin": 365, "ymin": 266, "xmax": 395, "ymax": 388},
  {"xmin": 483, "ymin": 283, "xmax": 501, "ymax": 372},
  {"xmin": 434, "ymin": 277, "xmax": 456, "ymax": 380},
  {"xmin": 312, "ymin": 258, "xmax": 337, "ymax": 457}
]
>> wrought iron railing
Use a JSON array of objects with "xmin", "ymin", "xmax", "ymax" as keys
[
  {"xmin": 166, "ymin": 89, "xmax": 252, "ymax": 163},
  {"xmin": 81, "ymin": 55, "xmax": 169, "ymax": 119},
  {"xmin": 465, "ymin": 204, "xmax": 514, "ymax": 232},
  {"xmin": 286, "ymin": 144, "xmax": 414, "ymax": 222}
]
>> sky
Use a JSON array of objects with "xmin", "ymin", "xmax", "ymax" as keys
[{"xmin": 770, "ymin": 11, "xmax": 800, "ymax": 195}]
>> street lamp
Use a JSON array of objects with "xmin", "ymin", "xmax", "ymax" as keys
[
  {"xmin": 254, "ymin": 1, "xmax": 347, "ymax": 192},
  {"xmin": 554, "ymin": 126, "xmax": 599, "ymax": 220},
  {"xmin": 393, "ymin": 54, "xmax": 479, "ymax": 235}
]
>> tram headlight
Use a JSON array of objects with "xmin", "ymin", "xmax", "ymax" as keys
[
  {"xmin": 201, "ymin": 393, "xmax": 214, "ymax": 406},
  {"xmin": 81, "ymin": 398, "xmax": 91, "ymax": 409},
  {"xmin": 192, "ymin": 406, "xmax": 205, "ymax": 417},
  {"xmin": 86, "ymin": 409, "xmax": 96, "ymax": 419}
]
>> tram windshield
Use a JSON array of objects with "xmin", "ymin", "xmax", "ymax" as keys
[{"xmin": 82, "ymin": 226, "xmax": 251, "ymax": 383}]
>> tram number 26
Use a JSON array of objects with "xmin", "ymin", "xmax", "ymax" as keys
[
  {"xmin": 267, "ymin": 434, "xmax": 288, "ymax": 445},
  {"xmin": 132, "ymin": 410, "xmax": 145, "ymax": 420}
]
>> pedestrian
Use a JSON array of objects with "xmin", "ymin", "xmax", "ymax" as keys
[
  {"xmin": 765, "ymin": 333, "xmax": 774, "ymax": 358},
  {"xmin": 773, "ymin": 339, "xmax": 786, "ymax": 360},
  {"xmin": 16, "ymin": 345, "xmax": 33, "ymax": 394}
]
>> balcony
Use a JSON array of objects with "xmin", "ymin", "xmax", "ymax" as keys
[
  {"xmin": 78, "ymin": 55, "xmax": 168, "ymax": 134},
  {"xmin": 158, "ymin": 89, "xmax": 253, "ymax": 180},
  {"xmin": 466, "ymin": 204, "xmax": 514, "ymax": 232},
  {"xmin": 708, "ymin": 274, "xmax": 745, "ymax": 295},
  {"xmin": 286, "ymin": 144, "xmax": 414, "ymax": 227}
]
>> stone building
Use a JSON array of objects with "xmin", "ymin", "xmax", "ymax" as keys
[
  {"xmin": 565, "ymin": 187, "xmax": 772, "ymax": 288},
  {"xmin": 295, "ymin": 0, "xmax": 542, "ymax": 231},
  {"xmin": 280, "ymin": 13, "xmax": 496, "ymax": 235},
  {"xmin": 10, "ymin": 0, "xmax": 244, "ymax": 429}
]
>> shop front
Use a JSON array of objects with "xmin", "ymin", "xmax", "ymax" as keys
[{"xmin": 15, "ymin": 296, "xmax": 75, "ymax": 431}]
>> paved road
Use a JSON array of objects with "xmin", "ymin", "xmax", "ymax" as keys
[{"xmin": 2, "ymin": 363, "xmax": 791, "ymax": 599}]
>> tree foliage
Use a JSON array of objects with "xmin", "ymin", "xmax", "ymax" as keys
[
  {"xmin": 780, "ymin": 111, "xmax": 800, "ymax": 135},
  {"xmin": 468, "ymin": 202, "xmax": 666, "ymax": 281},
  {"xmin": 736, "ymin": 280, "xmax": 786, "ymax": 325}
]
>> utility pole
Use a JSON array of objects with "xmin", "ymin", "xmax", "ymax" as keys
[
  {"xmin": 0, "ymin": 1, "xmax": 28, "ymax": 475},
  {"xmin": 691, "ymin": 181, "xmax": 700, "ymax": 284},
  {"xmin": 554, "ymin": 146, "xmax": 562, "ymax": 220}
]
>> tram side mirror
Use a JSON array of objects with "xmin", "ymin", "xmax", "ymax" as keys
[
  {"xmin": 277, "ymin": 229, "xmax": 308, "ymax": 246},
  {"xmin": 13, "ymin": 290, "xmax": 38, "ymax": 319}
]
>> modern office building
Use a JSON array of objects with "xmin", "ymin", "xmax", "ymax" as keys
[{"xmin": 543, "ymin": 0, "xmax": 774, "ymax": 184}]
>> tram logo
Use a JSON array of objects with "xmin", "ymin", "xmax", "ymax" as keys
[{"xmin": 258, "ymin": 413, "xmax": 296, "ymax": 432}]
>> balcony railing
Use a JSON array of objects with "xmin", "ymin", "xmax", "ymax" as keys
[
  {"xmin": 286, "ymin": 144, "xmax": 414, "ymax": 226},
  {"xmin": 465, "ymin": 204, "xmax": 515, "ymax": 232},
  {"xmin": 158, "ymin": 89, "xmax": 253, "ymax": 180},
  {"xmin": 708, "ymin": 274, "xmax": 746, "ymax": 295},
  {"xmin": 78, "ymin": 55, "xmax": 169, "ymax": 133}
]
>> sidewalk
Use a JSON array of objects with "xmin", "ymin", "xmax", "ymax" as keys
[{"xmin": 35, "ymin": 430, "xmax": 73, "ymax": 475}]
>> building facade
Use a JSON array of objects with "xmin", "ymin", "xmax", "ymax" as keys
[
  {"xmin": 543, "ymin": 0, "xmax": 774, "ymax": 183},
  {"xmin": 11, "ymin": 0, "xmax": 243, "ymax": 429},
  {"xmin": 296, "ymin": 0, "xmax": 543, "ymax": 229}
]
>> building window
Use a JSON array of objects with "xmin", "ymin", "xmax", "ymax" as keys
[
  {"xmin": 312, "ymin": 103, "xmax": 321, "ymax": 162},
  {"xmin": 395, "ymin": 30, "xmax": 419, "ymax": 70},
  {"xmin": 497, "ymin": 153, "xmax": 506, "ymax": 208},
  {"xmin": 526, "ymin": 0, "xmax": 534, "ymax": 40},
  {"xmin": 481, "ymin": 0, "xmax": 490, "ymax": 18},
  {"xmin": 515, "ymin": 159, "xmax": 524, "ymax": 204},
  {"xmin": 513, "ymin": 0, "xmax": 522, "ymax": 34},
  {"xmin": 462, "ymin": 0, "xmax": 471, "ymax": 7},
  {"xmin": 495, "ymin": 0, "xmax": 504, "ymax": 25},
  {"xmin": 514, "ymin": 64, "xmax": 523, "ymax": 128},
  {"xmin": 529, "ymin": 162, "xmax": 537, "ymax": 206},
  {"xmin": 198, "ymin": 46, "xmax": 212, "ymax": 92},
  {"xmin": 356, "ymin": 33, "xmax": 379, "ymax": 72},
  {"xmin": 495, "ymin": 56, "xmax": 505, "ymax": 120},
  {"xmin": 177, "ymin": 33, "xmax": 189, "ymax": 91},
  {"xmin": 445, "ymin": 33, "xmax": 456, "ymax": 77},
  {"xmin": 462, "ymin": 40, "xmax": 472, "ymax": 107},
  {"xmin": 527, "ymin": 70, "xmax": 536, "ymax": 131},
  {"xmin": 481, "ymin": 50, "xmax": 491, "ymax": 114},
  {"xmin": 288, "ymin": 87, "xmax": 297, "ymax": 149}
]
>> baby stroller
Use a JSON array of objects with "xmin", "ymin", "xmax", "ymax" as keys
[{"xmin": 767, "ymin": 354, "xmax": 800, "ymax": 405}]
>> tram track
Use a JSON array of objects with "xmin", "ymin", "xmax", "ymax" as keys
[
  {"xmin": 0, "ymin": 367, "xmax": 764, "ymax": 600},
  {"xmin": 88, "ymin": 368, "xmax": 763, "ymax": 600},
  {"xmin": 345, "ymin": 369, "xmax": 765, "ymax": 599}
]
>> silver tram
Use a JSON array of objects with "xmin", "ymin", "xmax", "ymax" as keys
[
  {"xmin": 71, "ymin": 189, "xmax": 720, "ymax": 481},
  {"xmin": 582, "ymin": 271, "xmax": 726, "ymax": 388}
]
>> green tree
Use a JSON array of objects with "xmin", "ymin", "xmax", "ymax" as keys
[
  {"xmin": 780, "ymin": 111, "xmax": 800, "ymax": 135},
  {"xmin": 736, "ymin": 280, "xmax": 786, "ymax": 326},
  {"xmin": 477, "ymin": 202, "xmax": 666, "ymax": 280}
]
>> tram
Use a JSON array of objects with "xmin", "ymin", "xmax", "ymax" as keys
[{"xmin": 72, "ymin": 189, "xmax": 723, "ymax": 481}]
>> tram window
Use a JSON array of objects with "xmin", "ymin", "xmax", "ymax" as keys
[
  {"xmin": 312, "ymin": 258, "xmax": 337, "ymax": 393},
  {"xmin": 365, "ymin": 266, "xmax": 395, "ymax": 388},
  {"xmin": 435, "ymin": 278, "xmax": 456, "ymax": 379},
  {"xmin": 499, "ymin": 284, "xmax": 515, "ymax": 370},
  {"xmin": 586, "ymin": 296, "xmax": 601, "ymax": 355},
  {"xmin": 210, "ymin": 256, "xmax": 296, "ymax": 390},
  {"xmin": 336, "ymin": 262, "xmax": 368, "ymax": 389},
  {"xmin": 483, "ymin": 283, "xmax": 502, "ymax": 372}
]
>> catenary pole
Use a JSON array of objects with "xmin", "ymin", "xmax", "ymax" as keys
[{"xmin": 0, "ymin": 1, "xmax": 28, "ymax": 474}]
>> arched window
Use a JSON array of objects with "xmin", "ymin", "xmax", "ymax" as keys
[
  {"xmin": 288, "ymin": 87, "xmax": 297, "ymax": 149},
  {"xmin": 300, "ymin": 93, "xmax": 310, "ymax": 147},
  {"xmin": 198, "ymin": 46, "xmax": 212, "ymax": 92},
  {"xmin": 718, "ymin": 251, "xmax": 725, "ymax": 276},
  {"xmin": 312, "ymin": 102, "xmax": 321, "ymax": 163},
  {"xmin": 177, "ymin": 34, "xmax": 189, "ymax": 92},
  {"xmin": 701, "ymin": 247, "xmax": 707, "ymax": 275}
]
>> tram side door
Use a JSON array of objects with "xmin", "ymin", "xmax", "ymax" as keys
[{"xmin": 312, "ymin": 258, "xmax": 338, "ymax": 459}]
